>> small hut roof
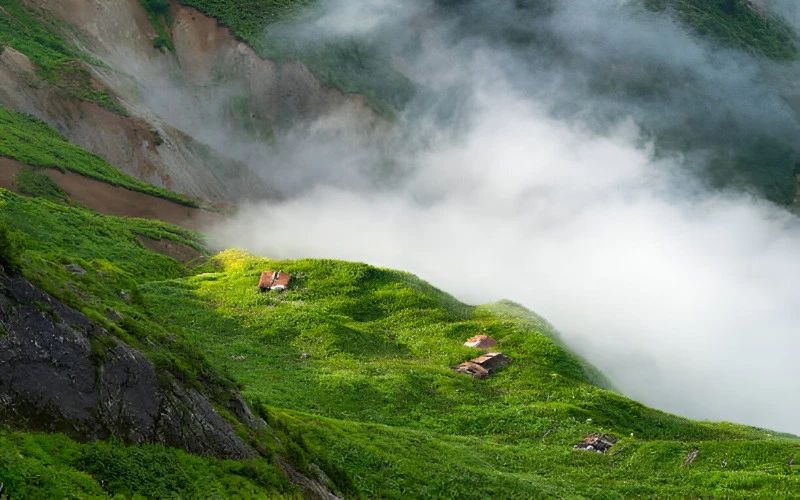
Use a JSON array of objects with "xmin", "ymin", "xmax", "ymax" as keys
[
  {"xmin": 454, "ymin": 361, "xmax": 490, "ymax": 379},
  {"xmin": 259, "ymin": 270, "xmax": 276, "ymax": 289},
  {"xmin": 273, "ymin": 271, "xmax": 291, "ymax": 288},
  {"xmin": 573, "ymin": 434, "xmax": 616, "ymax": 453},
  {"xmin": 454, "ymin": 352, "xmax": 512, "ymax": 378},
  {"xmin": 464, "ymin": 335, "xmax": 498, "ymax": 349},
  {"xmin": 258, "ymin": 270, "xmax": 291, "ymax": 291}
]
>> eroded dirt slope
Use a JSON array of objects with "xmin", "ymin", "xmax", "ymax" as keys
[
  {"xmin": 1, "ymin": 0, "xmax": 383, "ymax": 204},
  {"xmin": 0, "ymin": 44, "xmax": 262, "ymax": 202},
  {"xmin": 0, "ymin": 157, "xmax": 223, "ymax": 232}
]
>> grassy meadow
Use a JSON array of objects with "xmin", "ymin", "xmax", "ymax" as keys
[
  {"xmin": 138, "ymin": 248, "xmax": 800, "ymax": 497},
  {"xmin": 0, "ymin": 429, "xmax": 292, "ymax": 498},
  {"xmin": 1, "ymin": 187, "xmax": 799, "ymax": 496}
]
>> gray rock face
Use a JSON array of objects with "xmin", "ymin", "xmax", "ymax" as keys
[{"xmin": 0, "ymin": 271, "xmax": 255, "ymax": 459}]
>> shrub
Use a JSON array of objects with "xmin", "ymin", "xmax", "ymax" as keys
[
  {"xmin": 150, "ymin": 128, "xmax": 164, "ymax": 146},
  {"xmin": 152, "ymin": 36, "xmax": 169, "ymax": 50},
  {"xmin": 0, "ymin": 225, "xmax": 22, "ymax": 273},
  {"xmin": 144, "ymin": 0, "xmax": 170, "ymax": 15}
]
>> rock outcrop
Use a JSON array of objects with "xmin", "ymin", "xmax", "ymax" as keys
[{"xmin": 0, "ymin": 269, "xmax": 255, "ymax": 459}]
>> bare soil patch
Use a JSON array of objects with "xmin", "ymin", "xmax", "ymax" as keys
[
  {"xmin": 0, "ymin": 157, "xmax": 19, "ymax": 190},
  {"xmin": 0, "ymin": 157, "xmax": 224, "ymax": 232},
  {"xmin": 137, "ymin": 235, "xmax": 202, "ymax": 263}
]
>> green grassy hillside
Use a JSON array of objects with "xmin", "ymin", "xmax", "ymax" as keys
[
  {"xmin": 2, "ymin": 187, "xmax": 798, "ymax": 496},
  {"xmin": 0, "ymin": 430, "xmax": 291, "ymax": 498},
  {"xmin": 0, "ymin": 191, "xmax": 310, "ymax": 496},
  {"xmin": 645, "ymin": 0, "xmax": 797, "ymax": 59},
  {"xmin": 0, "ymin": 106, "xmax": 198, "ymax": 206},
  {"xmin": 140, "ymin": 250, "xmax": 800, "ymax": 496}
]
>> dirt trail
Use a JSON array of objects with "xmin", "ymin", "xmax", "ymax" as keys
[
  {"xmin": 0, "ymin": 157, "xmax": 224, "ymax": 232},
  {"xmin": 137, "ymin": 235, "xmax": 202, "ymax": 263}
]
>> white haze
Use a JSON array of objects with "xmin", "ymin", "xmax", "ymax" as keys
[{"xmin": 211, "ymin": 1, "xmax": 800, "ymax": 434}]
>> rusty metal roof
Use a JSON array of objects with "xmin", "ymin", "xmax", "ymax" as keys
[
  {"xmin": 273, "ymin": 271, "xmax": 291, "ymax": 288},
  {"xmin": 454, "ymin": 352, "xmax": 511, "ymax": 378},
  {"xmin": 464, "ymin": 335, "xmax": 498, "ymax": 349},
  {"xmin": 454, "ymin": 361, "xmax": 490, "ymax": 379},
  {"xmin": 258, "ymin": 270, "xmax": 291, "ymax": 291},
  {"xmin": 258, "ymin": 270, "xmax": 276, "ymax": 289}
]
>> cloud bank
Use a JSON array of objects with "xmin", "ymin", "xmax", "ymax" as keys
[{"xmin": 212, "ymin": 0, "xmax": 800, "ymax": 434}]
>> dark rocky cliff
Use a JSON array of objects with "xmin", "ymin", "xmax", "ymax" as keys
[{"xmin": 0, "ymin": 267, "xmax": 256, "ymax": 459}]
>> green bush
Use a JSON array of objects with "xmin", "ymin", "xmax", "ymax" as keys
[
  {"xmin": 145, "ymin": 0, "xmax": 171, "ymax": 14},
  {"xmin": 0, "ymin": 224, "xmax": 22, "ymax": 273},
  {"xmin": 152, "ymin": 36, "xmax": 170, "ymax": 50},
  {"xmin": 140, "ymin": 0, "xmax": 175, "ymax": 52}
]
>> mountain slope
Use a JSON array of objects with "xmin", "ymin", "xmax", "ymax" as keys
[
  {"xmin": 0, "ymin": 0, "xmax": 268, "ymax": 202},
  {"xmin": 140, "ymin": 250, "xmax": 800, "ymax": 496},
  {"xmin": 3, "ymin": 0, "xmax": 798, "ymax": 204},
  {"xmin": 0, "ymin": 189, "xmax": 348, "ymax": 497},
  {"xmin": 2, "ymin": 0, "xmax": 387, "ymax": 202},
  {"xmin": 2, "ymin": 0, "xmax": 800, "ymax": 497},
  {"xmin": 1, "ymin": 187, "xmax": 798, "ymax": 496}
]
